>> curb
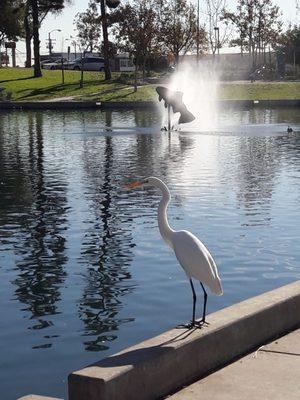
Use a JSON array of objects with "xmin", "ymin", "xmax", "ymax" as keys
[
  {"xmin": 68, "ymin": 281, "xmax": 300, "ymax": 400},
  {"xmin": 18, "ymin": 396, "xmax": 63, "ymax": 400},
  {"xmin": 1, "ymin": 99, "xmax": 299, "ymax": 111},
  {"xmin": 0, "ymin": 101, "xmax": 102, "ymax": 110}
]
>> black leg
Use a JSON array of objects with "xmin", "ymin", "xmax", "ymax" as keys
[
  {"xmin": 200, "ymin": 282, "xmax": 208, "ymax": 323},
  {"xmin": 190, "ymin": 279, "xmax": 197, "ymax": 326},
  {"xmin": 176, "ymin": 279, "xmax": 200, "ymax": 330}
]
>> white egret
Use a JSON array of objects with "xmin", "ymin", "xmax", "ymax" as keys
[{"xmin": 125, "ymin": 177, "xmax": 223, "ymax": 328}]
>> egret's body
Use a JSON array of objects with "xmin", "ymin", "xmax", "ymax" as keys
[
  {"xmin": 172, "ymin": 230, "xmax": 223, "ymax": 295},
  {"xmin": 126, "ymin": 176, "xmax": 223, "ymax": 327}
]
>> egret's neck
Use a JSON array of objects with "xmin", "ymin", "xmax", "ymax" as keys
[{"xmin": 157, "ymin": 183, "xmax": 174, "ymax": 249}]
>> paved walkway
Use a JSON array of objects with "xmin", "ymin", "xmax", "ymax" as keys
[{"xmin": 167, "ymin": 328, "xmax": 300, "ymax": 400}]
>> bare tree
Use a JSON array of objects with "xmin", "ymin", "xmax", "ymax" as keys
[
  {"xmin": 157, "ymin": 0, "xmax": 205, "ymax": 63},
  {"xmin": 205, "ymin": 0, "xmax": 230, "ymax": 55},
  {"xmin": 222, "ymin": 0, "xmax": 282, "ymax": 66}
]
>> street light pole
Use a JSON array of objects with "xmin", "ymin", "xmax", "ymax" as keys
[
  {"xmin": 214, "ymin": 26, "xmax": 219, "ymax": 55},
  {"xmin": 48, "ymin": 29, "xmax": 61, "ymax": 56},
  {"xmin": 67, "ymin": 36, "xmax": 77, "ymax": 59}
]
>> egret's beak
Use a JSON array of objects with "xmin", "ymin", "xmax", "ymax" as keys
[{"xmin": 123, "ymin": 180, "xmax": 143, "ymax": 190}]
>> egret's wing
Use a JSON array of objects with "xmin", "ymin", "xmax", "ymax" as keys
[{"xmin": 173, "ymin": 230, "xmax": 222, "ymax": 295}]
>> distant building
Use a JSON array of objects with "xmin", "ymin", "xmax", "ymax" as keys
[
  {"xmin": 179, "ymin": 52, "xmax": 277, "ymax": 80},
  {"xmin": 111, "ymin": 53, "xmax": 135, "ymax": 72}
]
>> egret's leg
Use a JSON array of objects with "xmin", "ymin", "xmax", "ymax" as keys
[
  {"xmin": 176, "ymin": 279, "xmax": 198, "ymax": 329},
  {"xmin": 190, "ymin": 279, "xmax": 197, "ymax": 326},
  {"xmin": 200, "ymin": 282, "xmax": 208, "ymax": 324}
]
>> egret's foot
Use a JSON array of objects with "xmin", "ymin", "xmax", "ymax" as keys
[
  {"xmin": 194, "ymin": 319, "xmax": 209, "ymax": 327},
  {"xmin": 176, "ymin": 321, "xmax": 201, "ymax": 330}
]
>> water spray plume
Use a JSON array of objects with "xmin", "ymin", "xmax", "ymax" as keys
[{"xmin": 169, "ymin": 59, "xmax": 220, "ymax": 130}]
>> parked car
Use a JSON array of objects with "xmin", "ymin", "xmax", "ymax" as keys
[
  {"xmin": 41, "ymin": 59, "xmax": 53, "ymax": 68},
  {"xmin": 68, "ymin": 56, "xmax": 105, "ymax": 71},
  {"xmin": 41, "ymin": 57, "xmax": 62, "ymax": 69},
  {"xmin": 42, "ymin": 58, "xmax": 70, "ymax": 70}
]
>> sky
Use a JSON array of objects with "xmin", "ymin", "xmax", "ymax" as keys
[{"xmin": 13, "ymin": 0, "xmax": 299, "ymax": 66}]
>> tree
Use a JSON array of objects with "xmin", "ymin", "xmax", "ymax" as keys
[
  {"xmin": 112, "ymin": 0, "xmax": 159, "ymax": 87},
  {"xmin": 222, "ymin": 0, "xmax": 282, "ymax": 66},
  {"xmin": 204, "ymin": 0, "xmax": 230, "ymax": 55},
  {"xmin": 24, "ymin": 1, "xmax": 32, "ymax": 67},
  {"xmin": 74, "ymin": 0, "xmax": 102, "ymax": 53},
  {"xmin": 157, "ymin": 0, "xmax": 205, "ymax": 63},
  {"xmin": 24, "ymin": 0, "xmax": 69, "ymax": 68},
  {"xmin": 276, "ymin": 25, "xmax": 300, "ymax": 65},
  {"xmin": 0, "ymin": 0, "xmax": 23, "ymax": 43},
  {"xmin": 27, "ymin": 0, "xmax": 70, "ymax": 76}
]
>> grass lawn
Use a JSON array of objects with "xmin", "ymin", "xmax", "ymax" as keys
[
  {"xmin": 0, "ymin": 67, "xmax": 299, "ymax": 102},
  {"xmin": 0, "ymin": 67, "xmax": 158, "ymax": 102},
  {"xmin": 218, "ymin": 81, "xmax": 300, "ymax": 101}
]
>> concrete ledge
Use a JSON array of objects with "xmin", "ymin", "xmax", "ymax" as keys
[
  {"xmin": 216, "ymin": 99, "xmax": 300, "ymax": 108},
  {"xmin": 18, "ymin": 395, "xmax": 63, "ymax": 400},
  {"xmin": 0, "ymin": 101, "xmax": 102, "ymax": 110},
  {"xmin": 68, "ymin": 281, "xmax": 300, "ymax": 400},
  {"xmin": 1, "ymin": 99, "xmax": 299, "ymax": 111},
  {"xmin": 0, "ymin": 100, "xmax": 156, "ymax": 111},
  {"xmin": 100, "ymin": 101, "xmax": 157, "ymax": 109}
]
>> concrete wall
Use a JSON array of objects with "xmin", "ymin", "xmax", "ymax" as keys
[
  {"xmin": 180, "ymin": 52, "xmax": 276, "ymax": 80},
  {"xmin": 68, "ymin": 281, "xmax": 300, "ymax": 400}
]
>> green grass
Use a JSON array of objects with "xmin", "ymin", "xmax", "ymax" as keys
[
  {"xmin": 0, "ymin": 67, "xmax": 299, "ymax": 102},
  {"xmin": 218, "ymin": 81, "xmax": 300, "ymax": 100},
  {"xmin": 0, "ymin": 67, "xmax": 158, "ymax": 102}
]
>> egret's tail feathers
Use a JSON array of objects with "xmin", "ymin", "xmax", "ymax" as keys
[{"xmin": 210, "ymin": 278, "xmax": 223, "ymax": 296}]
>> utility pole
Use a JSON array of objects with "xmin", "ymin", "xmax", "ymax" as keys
[{"xmin": 47, "ymin": 29, "xmax": 61, "ymax": 56}]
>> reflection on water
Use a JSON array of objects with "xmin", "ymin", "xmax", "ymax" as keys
[
  {"xmin": 0, "ymin": 108, "xmax": 299, "ymax": 399},
  {"xmin": 79, "ymin": 135, "xmax": 136, "ymax": 351}
]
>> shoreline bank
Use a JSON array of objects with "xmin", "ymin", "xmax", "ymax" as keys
[{"xmin": 1, "ymin": 98, "xmax": 300, "ymax": 111}]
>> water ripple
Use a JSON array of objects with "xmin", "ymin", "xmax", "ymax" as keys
[{"xmin": 0, "ymin": 108, "xmax": 299, "ymax": 399}]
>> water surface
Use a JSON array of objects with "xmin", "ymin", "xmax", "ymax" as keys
[{"xmin": 0, "ymin": 107, "xmax": 299, "ymax": 399}]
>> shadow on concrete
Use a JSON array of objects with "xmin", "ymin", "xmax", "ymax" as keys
[{"xmin": 93, "ymin": 327, "xmax": 198, "ymax": 368}]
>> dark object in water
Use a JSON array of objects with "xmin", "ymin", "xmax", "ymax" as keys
[
  {"xmin": 287, "ymin": 126, "xmax": 293, "ymax": 133},
  {"xmin": 156, "ymin": 86, "xmax": 195, "ymax": 124}
]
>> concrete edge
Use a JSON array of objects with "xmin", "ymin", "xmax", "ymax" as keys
[
  {"xmin": 0, "ymin": 99, "xmax": 299, "ymax": 111},
  {"xmin": 17, "ymin": 395, "xmax": 63, "ymax": 400},
  {"xmin": 0, "ymin": 101, "xmax": 102, "ymax": 110},
  {"xmin": 68, "ymin": 281, "xmax": 300, "ymax": 400}
]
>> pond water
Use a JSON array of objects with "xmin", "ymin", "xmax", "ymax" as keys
[{"xmin": 0, "ymin": 107, "xmax": 299, "ymax": 399}]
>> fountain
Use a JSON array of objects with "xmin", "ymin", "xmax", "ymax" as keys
[{"xmin": 166, "ymin": 59, "xmax": 220, "ymax": 131}]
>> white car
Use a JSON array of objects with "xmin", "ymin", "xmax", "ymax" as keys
[
  {"xmin": 42, "ymin": 58, "xmax": 69, "ymax": 70},
  {"xmin": 68, "ymin": 57, "xmax": 105, "ymax": 71}
]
